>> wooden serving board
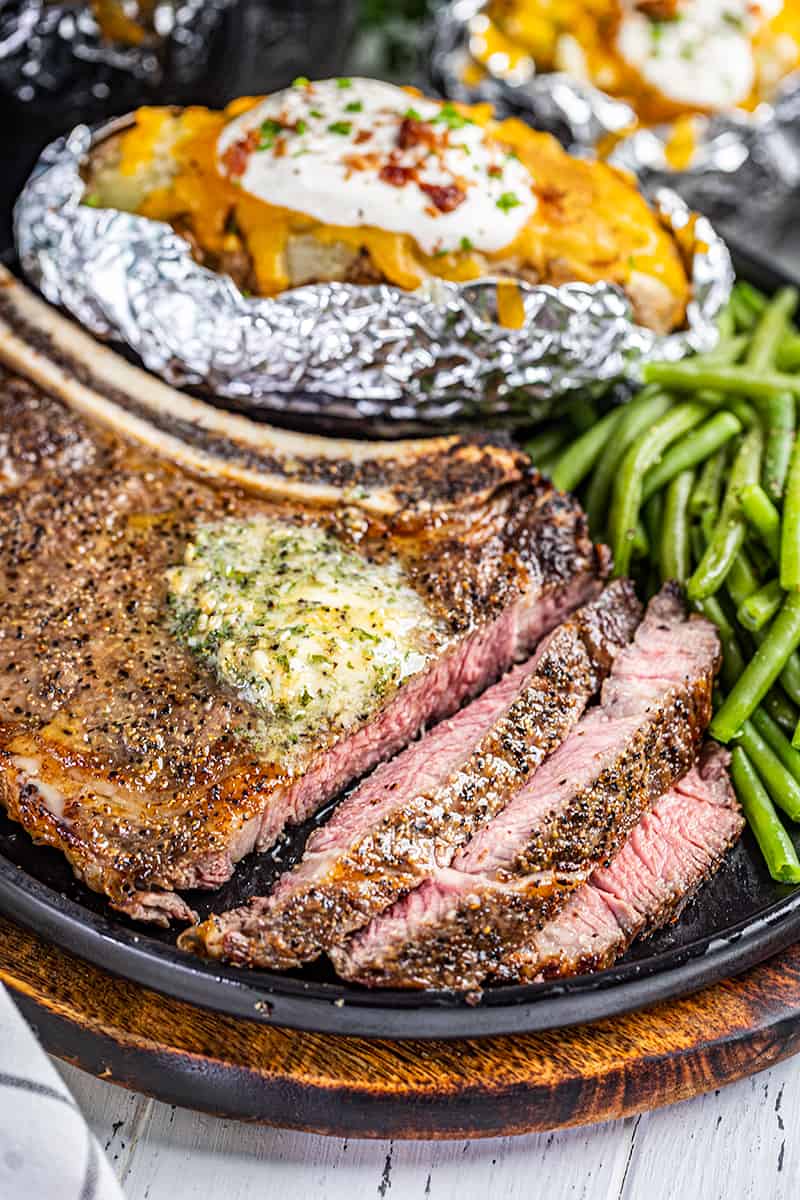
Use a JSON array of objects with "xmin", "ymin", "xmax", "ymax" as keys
[{"xmin": 2, "ymin": 914, "xmax": 800, "ymax": 1139}]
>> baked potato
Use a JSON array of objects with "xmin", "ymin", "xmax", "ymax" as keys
[
  {"xmin": 85, "ymin": 77, "xmax": 691, "ymax": 333},
  {"xmin": 470, "ymin": 0, "xmax": 800, "ymax": 126}
]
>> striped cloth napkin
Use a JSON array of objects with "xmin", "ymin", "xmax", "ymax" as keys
[{"xmin": 0, "ymin": 983, "xmax": 123, "ymax": 1200}]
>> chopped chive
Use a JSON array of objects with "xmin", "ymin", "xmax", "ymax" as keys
[
  {"xmin": 404, "ymin": 106, "xmax": 422, "ymax": 120},
  {"xmin": 433, "ymin": 101, "xmax": 472, "ymax": 130},
  {"xmin": 327, "ymin": 121, "xmax": 352, "ymax": 135},
  {"xmin": 258, "ymin": 119, "xmax": 283, "ymax": 149},
  {"xmin": 460, "ymin": 236, "xmax": 473, "ymax": 252},
  {"xmin": 496, "ymin": 191, "xmax": 521, "ymax": 212},
  {"xmin": 336, "ymin": 77, "xmax": 352, "ymax": 89},
  {"xmin": 345, "ymin": 100, "xmax": 363, "ymax": 112},
  {"xmin": 292, "ymin": 76, "xmax": 310, "ymax": 88}
]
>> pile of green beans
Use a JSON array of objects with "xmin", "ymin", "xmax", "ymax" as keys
[{"xmin": 526, "ymin": 282, "xmax": 800, "ymax": 884}]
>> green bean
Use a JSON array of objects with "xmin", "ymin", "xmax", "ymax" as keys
[
  {"xmin": 780, "ymin": 435, "xmax": 800, "ymax": 591},
  {"xmin": 733, "ymin": 280, "xmax": 768, "ymax": 316},
  {"xmin": 763, "ymin": 687, "xmax": 798, "ymax": 735},
  {"xmin": 716, "ymin": 306, "xmax": 735, "ymax": 341},
  {"xmin": 690, "ymin": 448, "xmax": 726, "ymax": 519},
  {"xmin": 748, "ymin": 539, "xmax": 774, "ymax": 579},
  {"xmin": 760, "ymin": 393, "xmax": 795, "ymax": 503},
  {"xmin": 660, "ymin": 470, "xmax": 694, "ymax": 584},
  {"xmin": 737, "ymin": 719, "xmax": 800, "ymax": 821},
  {"xmin": 609, "ymin": 403, "xmax": 707, "ymax": 578},
  {"xmin": 585, "ymin": 389, "xmax": 672, "ymax": 538},
  {"xmin": 688, "ymin": 426, "xmax": 764, "ymax": 601},
  {"xmin": 642, "ymin": 492, "xmax": 663, "ymax": 566},
  {"xmin": 641, "ymin": 412, "xmax": 741, "ymax": 502},
  {"xmin": 739, "ymin": 579, "xmax": 784, "ymax": 632},
  {"xmin": 693, "ymin": 389, "xmax": 757, "ymax": 428},
  {"xmin": 740, "ymin": 483, "xmax": 781, "ymax": 561},
  {"xmin": 794, "ymin": 718, "xmax": 800, "ymax": 751},
  {"xmin": 778, "ymin": 331, "xmax": 800, "ymax": 371},
  {"xmin": 778, "ymin": 649, "xmax": 800, "ymax": 709},
  {"xmin": 692, "ymin": 594, "xmax": 746, "ymax": 692},
  {"xmin": 631, "ymin": 518, "xmax": 650, "ymax": 561},
  {"xmin": 643, "ymin": 362, "xmax": 800, "ymax": 399},
  {"xmin": 751, "ymin": 706, "xmax": 800, "ymax": 786},
  {"xmin": 568, "ymin": 396, "xmax": 599, "ymax": 434},
  {"xmin": 524, "ymin": 427, "xmax": 567, "ymax": 464},
  {"xmin": 711, "ymin": 592, "xmax": 800, "ymax": 741},
  {"xmin": 550, "ymin": 408, "xmax": 622, "ymax": 493},
  {"xmin": 730, "ymin": 293, "xmax": 761, "ymax": 333},
  {"xmin": 690, "ymin": 524, "xmax": 706, "ymax": 568},
  {"xmin": 725, "ymin": 549, "xmax": 761, "ymax": 611},
  {"xmin": 701, "ymin": 334, "xmax": 749, "ymax": 366},
  {"xmin": 745, "ymin": 287, "xmax": 799, "ymax": 371},
  {"xmin": 730, "ymin": 747, "xmax": 800, "ymax": 884}
]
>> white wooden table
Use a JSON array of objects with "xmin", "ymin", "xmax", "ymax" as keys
[{"xmin": 55, "ymin": 1054, "xmax": 798, "ymax": 1199}]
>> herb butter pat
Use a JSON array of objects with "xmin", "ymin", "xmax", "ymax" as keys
[{"xmin": 166, "ymin": 518, "xmax": 445, "ymax": 756}]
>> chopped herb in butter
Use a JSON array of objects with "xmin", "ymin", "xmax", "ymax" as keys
[{"xmin": 166, "ymin": 517, "xmax": 444, "ymax": 756}]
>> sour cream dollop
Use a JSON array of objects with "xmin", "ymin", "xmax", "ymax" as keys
[
  {"xmin": 216, "ymin": 77, "xmax": 537, "ymax": 256},
  {"xmin": 616, "ymin": 0, "xmax": 783, "ymax": 111}
]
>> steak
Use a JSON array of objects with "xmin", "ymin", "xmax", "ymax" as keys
[
  {"xmin": 0, "ymin": 363, "xmax": 607, "ymax": 925},
  {"xmin": 332, "ymin": 585, "xmax": 720, "ymax": 989},
  {"xmin": 498, "ymin": 744, "xmax": 743, "ymax": 981},
  {"xmin": 182, "ymin": 581, "xmax": 642, "ymax": 967}
]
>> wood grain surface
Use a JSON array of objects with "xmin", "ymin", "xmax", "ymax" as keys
[{"xmin": 2, "ymin": 914, "xmax": 800, "ymax": 1139}]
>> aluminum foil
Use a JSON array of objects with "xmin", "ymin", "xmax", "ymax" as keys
[
  {"xmin": 430, "ymin": 0, "xmax": 800, "ymax": 218},
  {"xmin": 14, "ymin": 117, "xmax": 732, "ymax": 427}
]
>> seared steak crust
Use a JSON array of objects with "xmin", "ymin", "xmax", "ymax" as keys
[
  {"xmin": 182, "ymin": 581, "xmax": 641, "ymax": 967},
  {"xmin": 500, "ymin": 745, "xmax": 743, "ymax": 981},
  {"xmin": 0, "ymin": 369, "xmax": 607, "ymax": 924},
  {"xmin": 333, "ymin": 586, "xmax": 720, "ymax": 989}
]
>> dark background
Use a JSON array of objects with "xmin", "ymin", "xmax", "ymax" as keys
[{"xmin": 2, "ymin": 0, "xmax": 799, "ymax": 275}]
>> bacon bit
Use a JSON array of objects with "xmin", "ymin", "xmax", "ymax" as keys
[
  {"xmin": 274, "ymin": 137, "xmax": 287, "ymax": 159},
  {"xmin": 354, "ymin": 129, "xmax": 372, "ymax": 145},
  {"xmin": 221, "ymin": 131, "xmax": 257, "ymax": 178},
  {"xmin": 419, "ymin": 182, "xmax": 466, "ymax": 212},
  {"xmin": 379, "ymin": 163, "xmax": 416, "ymax": 187},
  {"xmin": 397, "ymin": 117, "xmax": 438, "ymax": 152},
  {"xmin": 344, "ymin": 152, "xmax": 382, "ymax": 178},
  {"xmin": 487, "ymin": 165, "xmax": 503, "ymax": 179}
]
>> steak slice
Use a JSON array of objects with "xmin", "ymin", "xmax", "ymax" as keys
[
  {"xmin": 332, "ymin": 585, "xmax": 720, "ymax": 989},
  {"xmin": 0, "ymin": 369, "xmax": 607, "ymax": 925},
  {"xmin": 181, "ymin": 581, "xmax": 642, "ymax": 967},
  {"xmin": 499, "ymin": 744, "xmax": 743, "ymax": 981}
]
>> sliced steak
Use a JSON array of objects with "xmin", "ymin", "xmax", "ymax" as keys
[
  {"xmin": 332, "ymin": 585, "xmax": 720, "ymax": 989},
  {"xmin": 500, "ymin": 744, "xmax": 743, "ymax": 981},
  {"xmin": 0, "ymin": 370, "xmax": 607, "ymax": 924},
  {"xmin": 182, "ymin": 581, "xmax": 642, "ymax": 967}
]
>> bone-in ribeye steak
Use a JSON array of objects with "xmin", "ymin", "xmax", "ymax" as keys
[
  {"xmin": 182, "ymin": 581, "xmax": 642, "ymax": 967},
  {"xmin": 0, "ymin": 368, "xmax": 607, "ymax": 925},
  {"xmin": 332, "ymin": 585, "xmax": 720, "ymax": 989}
]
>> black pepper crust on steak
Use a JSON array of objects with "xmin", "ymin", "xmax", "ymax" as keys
[{"xmin": 0, "ymin": 366, "xmax": 608, "ymax": 925}]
